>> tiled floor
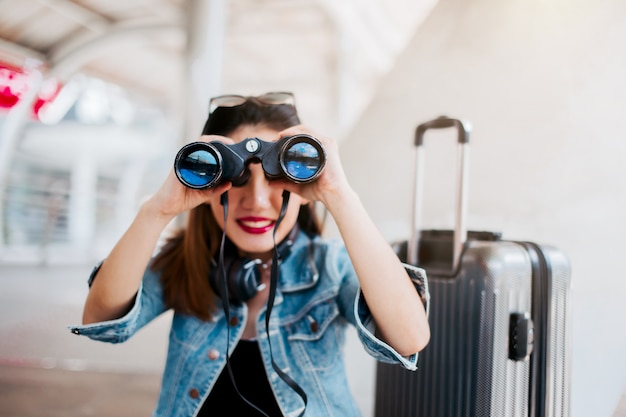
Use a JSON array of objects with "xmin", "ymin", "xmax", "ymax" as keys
[
  {"xmin": 0, "ymin": 365, "xmax": 160, "ymax": 417},
  {"xmin": 2, "ymin": 364, "xmax": 626, "ymax": 417},
  {"xmin": 0, "ymin": 263, "xmax": 166, "ymax": 417}
]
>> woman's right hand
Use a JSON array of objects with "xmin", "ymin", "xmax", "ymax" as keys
[
  {"xmin": 147, "ymin": 135, "xmax": 233, "ymax": 219},
  {"xmin": 82, "ymin": 135, "xmax": 233, "ymax": 324}
]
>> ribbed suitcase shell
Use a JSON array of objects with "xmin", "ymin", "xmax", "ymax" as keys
[
  {"xmin": 376, "ymin": 239, "xmax": 533, "ymax": 417},
  {"xmin": 522, "ymin": 243, "xmax": 572, "ymax": 417},
  {"xmin": 375, "ymin": 236, "xmax": 571, "ymax": 417}
]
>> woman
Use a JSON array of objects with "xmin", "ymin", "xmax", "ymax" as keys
[{"xmin": 71, "ymin": 92, "xmax": 430, "ymax": 417}]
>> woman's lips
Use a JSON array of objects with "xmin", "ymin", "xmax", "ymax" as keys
[{"xmin": 236, "ymin": 217, "xmax": 276, "ymax": 234}]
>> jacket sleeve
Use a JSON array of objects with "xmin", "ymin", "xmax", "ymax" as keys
[
  {"xmin": 354, "ymin": 263, "xmax": 429, "ymax": 371},
  {"xmin": 333, "ymin": 242, "xmax": 430, "ymax": 371},
  {"xmin": 68, "ymin": 261, "xmax": 168, "ymax": 343}
]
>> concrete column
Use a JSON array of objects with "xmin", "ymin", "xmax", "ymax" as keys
[
  {"xmin": 183, "ymin": 0, "xmax": 227, "ymax": 145},
  {"xmin": 67, "ymin": 148, "xmax": 97, "ymax": 253},
  {"xmin": 115, "ymin": 158, "xmax": 147, "ymax": 236}
]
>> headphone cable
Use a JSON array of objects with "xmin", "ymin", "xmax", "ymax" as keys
[{"xmin": 217, "ymin": 190, "xmax": 307, "ymax": 416}]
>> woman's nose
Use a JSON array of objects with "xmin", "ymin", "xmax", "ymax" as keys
[{"xmin": 239, "ymin": 163, "xmax": 271, "ymax": 208}]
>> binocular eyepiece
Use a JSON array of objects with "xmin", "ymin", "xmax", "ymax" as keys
[{"xmin": 174, "ymin": 134, "xmax": 326, "ymax": 189}]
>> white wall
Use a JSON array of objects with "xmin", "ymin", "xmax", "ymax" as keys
[{"xmin": 340, "ymin": 0, "xmax": 626, "ymax": 415}]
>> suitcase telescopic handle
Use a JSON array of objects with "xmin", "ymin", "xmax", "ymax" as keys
[{"xmin": 408, "ymin": 116, "xmax": 471, "ymax": 271}]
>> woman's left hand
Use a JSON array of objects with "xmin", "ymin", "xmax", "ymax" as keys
[
  {"xmin": 271, "ymin": 125, "xmax": 351, "ymax": 207},
  {"xmin": 274, "ymin": 125, "xmax": 430, "ymax": 356}
]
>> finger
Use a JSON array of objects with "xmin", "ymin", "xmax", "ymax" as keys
[
  {"xmin": 278, "ymin": 124, "xmax": 311, "ymax": 138},
  {"xmin": 267, "ymin": 180, "xmax": 314, "ymax": 203},
  {"xmin": 198, "ymin": 181, "xmax": 232, "ymax": 204},
  {"xmin": 267, "ymin": 179, "xmax": 296, "ymax": 194},
  {"xmin": 213, "ymin": 181, "xmax": 232, "ymax": 195},
  {"xmin": 279, "ymin": 126, "xmax": 335, "ymax": 154}
]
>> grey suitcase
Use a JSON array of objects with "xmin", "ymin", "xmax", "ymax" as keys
[{"xmin": 374, "ymin": 116, "xmax": 571, "ymax": 417}]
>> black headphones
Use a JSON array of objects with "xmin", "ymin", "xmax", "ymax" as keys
[{"xmin": 208, "ymin": 225, "xmax": 299, "ymax": 304}]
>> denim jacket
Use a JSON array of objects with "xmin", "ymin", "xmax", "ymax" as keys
[{"xmin": 69, "ymin": 232, "xmax": 429, "ymax": 417}]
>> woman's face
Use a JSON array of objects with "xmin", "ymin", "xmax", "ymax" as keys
[{"xmin": 208, "ymin": 124, "xmax": 307, "ymax": 261}]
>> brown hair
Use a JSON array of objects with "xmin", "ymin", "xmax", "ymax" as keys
[{"xmin": 151, "ymin": 98, "xmax": 323, "ymax": 320}]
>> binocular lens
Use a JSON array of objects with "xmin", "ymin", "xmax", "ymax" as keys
[
  {"xmin": 174, "ymin": 135, "xmax": 325, "ymax": 189},
  {"xmin": 282, "ymin": 141, "xmax": 324, "ymax": 182},
  {"xmin": 176, "ymin": 146, "xmax": 220, "ymax": 188}
]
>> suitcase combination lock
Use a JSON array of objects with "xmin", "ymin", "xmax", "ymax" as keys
[{"xmin": 509, "ymin": 312, "xmax": 534, "ymax": 361}]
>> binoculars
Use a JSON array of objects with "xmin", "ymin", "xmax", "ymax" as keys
[{"xmin": 174, "ymin": 134, "xmax": 326, "ymax": 189}]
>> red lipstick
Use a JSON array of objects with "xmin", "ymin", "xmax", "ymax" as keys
[{"xmin": 236, "ymin": 217, "xmax": 276, "ymax": 234}]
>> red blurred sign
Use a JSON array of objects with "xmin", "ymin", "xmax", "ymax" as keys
[
  {"xmin": 0, "ymin": 62, "xmax": 61, "ymax": 119},
  {"xmin": 0, "ymin": 62, "xmax": 25, "ymax": 109}
]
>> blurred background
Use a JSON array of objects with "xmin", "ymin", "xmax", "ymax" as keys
[{"xmin": 0, "ymin": 0, "xmax": 625, "ymax": 416}]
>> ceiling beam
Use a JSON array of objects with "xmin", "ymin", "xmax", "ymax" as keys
[
  {"xmin": 0, "ymin": 38, "xmax": 46, "ymax": 66},
  {"xmin": 46, "ymin": 19, "xmax": 185, "ymax": 81},
  {"xmin": 35, "ymin": 0, "xmax": 112, "ymax": 33}
]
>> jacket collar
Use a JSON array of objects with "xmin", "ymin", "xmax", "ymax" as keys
[{"xmin": 278, "ymin": 231, "xmax": 320, "ymax": 293}]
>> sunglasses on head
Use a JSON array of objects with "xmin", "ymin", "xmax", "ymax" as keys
[{"xmin": 209, "ymin": 91, "xmax": 295, "ymax": 114}]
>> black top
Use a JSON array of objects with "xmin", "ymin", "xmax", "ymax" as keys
[{"xmin": 198, "ymin": 340, "xmax": 283, "ymax": 417}]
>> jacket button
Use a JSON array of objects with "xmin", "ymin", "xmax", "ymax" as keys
[
  {"xmin": 208, "ymin": 349, "xmax": 220, "ymax": 360},
  {"xmin": 229, "ymin": 316, "xmax": 239, "ymax": 326},
  {"xmin": 310, "ymin": 321, "xmax": 319, "ymax": 333},
  {"xmin": 189, "ymin": 388, "xmax": 200, "ymax": 399}
]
